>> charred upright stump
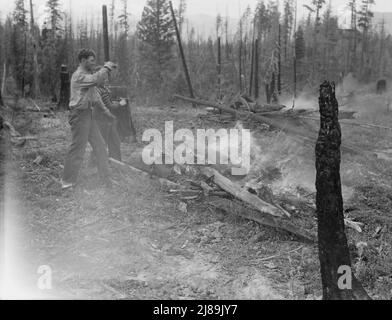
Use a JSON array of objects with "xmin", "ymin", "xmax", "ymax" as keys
[
  {"xmin": 265, "ymin": 84, "xmax": 271, "ymax": 104},
  {"xmin": 58, "ymin": 65, "xmax": 70, "ymax": 111},
  {"xmin": 0, "ymin": 114, "xmax": 11, "ymax": 281},
  {"xmin": 316, "ymin": 81, "xmax": 370, "ymax": 300},
  {"xmin": 0, "ymin": 88, "xmax": 3, "ymax": 107},
  {"xmin": 109, "ymin": 86, "xmax": 137, "ymax": 143},
  {"xmin": 376, "ymin": 79, "xmax": 387, "ymax": 94}
]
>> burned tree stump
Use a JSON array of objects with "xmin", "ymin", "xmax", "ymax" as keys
[
  {"xmin": 0, "ymin": 113, "xmax": 11, "ymax": 274},
  {"xmin": 109, "ymin": 86, "xmax": 137, "ymax": 143},
  {"xmin": 316, "ymin": 81, "xmax": 370, "ymax": 300},
  {"xmin": 58, "ymin": 65, "xmax": 70, "ymax": 111},
  {"xmin": 0, "ymin": 88, "xmax": 3, "ymax": 107},
  {"xmin": 112, "ymin": 99, "xmax": 137, "ymax": 143},
  {"xmin": 376, "ymin": 79, "xmax": 387, "ymax": 95}
]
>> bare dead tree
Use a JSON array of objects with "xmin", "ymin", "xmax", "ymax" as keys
[
  {"xmin": 254, "ymin": 38, "xmax": 259, "ymax": 99},
  {"xmin": 239, "ymin": 20, "xmax": 243, "ymax": 92},
  {"xmin": 278, "ymin": 23, "xmax": 282, "ymax": 95},
  {"xmin": 169, "ymin": 0, "xmax": 195, "ymax": 106},
  {"xmin": 217, "ymin": 36, "xmax": 222, "ymax": 99}
]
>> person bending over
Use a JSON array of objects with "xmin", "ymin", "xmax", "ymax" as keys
[{"xmin": 92, "ymin": 74, "xmax": 127, "ymax": 162}]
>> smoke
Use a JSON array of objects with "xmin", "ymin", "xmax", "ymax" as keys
[
  {"xmin": 246, "ymin": 130, "xmax": 316, "ymax": 195},
  {"xmin": 336, "ymin": 73, "xmax": 361, "ymax": 96},
  {"xmin": 335, "ymin": 74, "xmax": 392, "ymax": 128},
  {"xmin": 280, "ymin": 91, "xmax": 318, "ymax": 111}
]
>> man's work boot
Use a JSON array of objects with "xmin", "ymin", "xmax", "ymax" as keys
[{"xmin": 88, "ymin": 152, "xmax": 97, "ymax": 168}]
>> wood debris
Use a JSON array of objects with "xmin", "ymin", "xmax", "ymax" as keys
[{"xmin": 200, "ymin": 166, "xmax": 289, "ymax": 218}]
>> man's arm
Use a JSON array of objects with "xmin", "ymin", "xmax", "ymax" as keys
[
  {"xmin": 74, "ymin": 62, "xmax": 117, "ymax": 88},
  {"xmin": 74, "ymin": 68, "xmax": 109, "ymax": 88}
]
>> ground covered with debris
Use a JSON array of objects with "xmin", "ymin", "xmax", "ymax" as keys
[{"xmin": 1, "ymin": 93, "xmax": 392, "ymax": 299}]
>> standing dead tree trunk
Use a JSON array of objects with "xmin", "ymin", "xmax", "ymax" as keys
[
  {"xmin": 169, "ymin": 1, "xmax": 196, "ymax": 107},
  {"xmin": 217, "ymin": 36, "xmax": 222, "ymax": 100},
  {"xmin": 239, "ymin": 20, "xmax": 243, "ymax": 93},
  {"xmin": 21, "ymin": 33, "xmax": 28, "ymax": 97},
  {"xmin": 316, "ymin": 81, "xmax": 371, "ymax": 300},
  {"xmin": 293, "ymin": 55, "xmax": 297, "ymax": 107},
  {"xmin": 254, "ymin": 38, "xmax": 259, "ymax": 99},
  {"xmin": 278, "ymin": 24, "xmax": 282, "ymax": 96},
  {"xmin": 249, "ymin": 16, "xmax": 256, "ymax": 98},
  {"xmin": 1, "ymin": 64, "xmax": 5, "ymax": 96},
  {"xmin": 0, "ymin": 90, "xmax": 3, "ymax": 107},
  {"xmin": 249, "ymin": 39, "xmax": 255, "ymax": 97},
  {"xmin": 102, "ymin": 5, "xmax": 110, "ymax": 62}
]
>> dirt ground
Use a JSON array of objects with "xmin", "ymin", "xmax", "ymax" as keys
[{"xmin": 2, "ymin": 94, "xmax": 392, "ymax": 300}]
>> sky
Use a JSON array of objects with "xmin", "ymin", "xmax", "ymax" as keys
[{"xmin": 0, "ymin": 0, "xmax": 392, "ymax": 27}]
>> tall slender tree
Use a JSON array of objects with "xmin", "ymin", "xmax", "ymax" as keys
[
  {"xmin": 283, "ymin": 0, "xmax": 294, "ymax": 60},
  {"xmin": 311, "ymin": 0, "xmax": 326, "ymax": 77},
  {"xmin": 177, "ymin": 0, "xmax": 186, "ymax": 36},
  {"xmin": 29, "ymin": 0, "xmax": 40, "ymax": 97},
  {"xmin": 116, "ymin": 0, "xmax": 131, "ymax": 85},
  {"xmin": 12, "ymin": 0, "xmax": 28, "ymax": 94},
  {"xmin": 348, "ymin": 0, "xmax": 358, "ymax": 73},
  {"xmin": 41, "ymin": 0, "xmax": 63, "ymax": 99},
  {"xmin": 137, "ymin": 0, "xmax": 175, "ymax": 92},
  {"xmin": 358, "ymin": 0, "xmax": 375, "ymax": 78}
]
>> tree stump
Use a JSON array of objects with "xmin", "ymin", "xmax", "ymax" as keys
[
  {"xmin": 0, "ymin": 88, "xmax": 3, "ymax": 107},
  {"xmin": 376, "ymin": 79, "xmax": 387, "ymax": 95},
  {"xmin": 316, "ymin": 81, "xmax": 371, "ymax": 300},
  {"xmin": 109, "ymin": 86, "xmax": 137, "ymax": 143},
  {"xmin": 0, "ymin": 113, "xmax": 11, "ymax": 276},
  {"xmin": 58, "ymin": 65, "xmax": 70, "ymax": 111}
]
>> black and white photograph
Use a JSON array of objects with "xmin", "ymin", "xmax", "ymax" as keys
[{"xmin": 0, "ymin": 0, "xmax": 392, "ymax": 303}]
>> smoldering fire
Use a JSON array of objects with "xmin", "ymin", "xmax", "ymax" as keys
[{"xmin": 142, "ymin": 121, "xmax": 251, "ymax": 176}]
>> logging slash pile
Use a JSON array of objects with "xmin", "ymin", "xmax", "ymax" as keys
[{"xmin": 112, "ymin": 92, "xmax": 371, "ymax": 244}]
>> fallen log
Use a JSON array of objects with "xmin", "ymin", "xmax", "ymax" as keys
[
  {"xmin": 281, "ymin": 193, "xmax": 363, "ymax": 234},
  {"xmin": 173, "ymin": 95, "xmax": 362, "ymax": 156},
  {"xmin": 108, "ymin": 158, "xmax": 181, "ymax": 190},
  {"xmin": 344, "ymin": 219, "xmax": 364, "ymax": 233},
  {"xmin": 174, "ymin": 94, "xmax": 285, "ymax": 115},
  {"xmin": 208, "ymin": 197, "xmax": 316, "ymax": 243},
  {"xmin": 2, "ymin": 120, "xmax": 21, "ymax": 137},
  {"xmin": 12, "ymin": 136, "xmax": 37, "ymax": 141},
  {"xmin": 254, "ymin": 104, "xmax": 286, "ymax": 113},
  {"xmin": 200, "ymin": 166, "xmax": 289, "ymax": 218},
  {"xmin": 295, "ymin": 115, "xmax": 392, "ymax": 132}
]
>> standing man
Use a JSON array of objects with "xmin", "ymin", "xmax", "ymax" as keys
[{"xmin": 61, "ymin": 49, "xmax": 117, "ymax": 190}]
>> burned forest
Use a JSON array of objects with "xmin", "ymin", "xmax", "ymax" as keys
[{"xmin": 1, "ymin": 0, "xmax": 392, "ymax": 303}]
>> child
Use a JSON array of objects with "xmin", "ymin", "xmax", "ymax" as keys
[{"xmin": 92, "ymin": 72, "xmax": 127, "ymax": 161}]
